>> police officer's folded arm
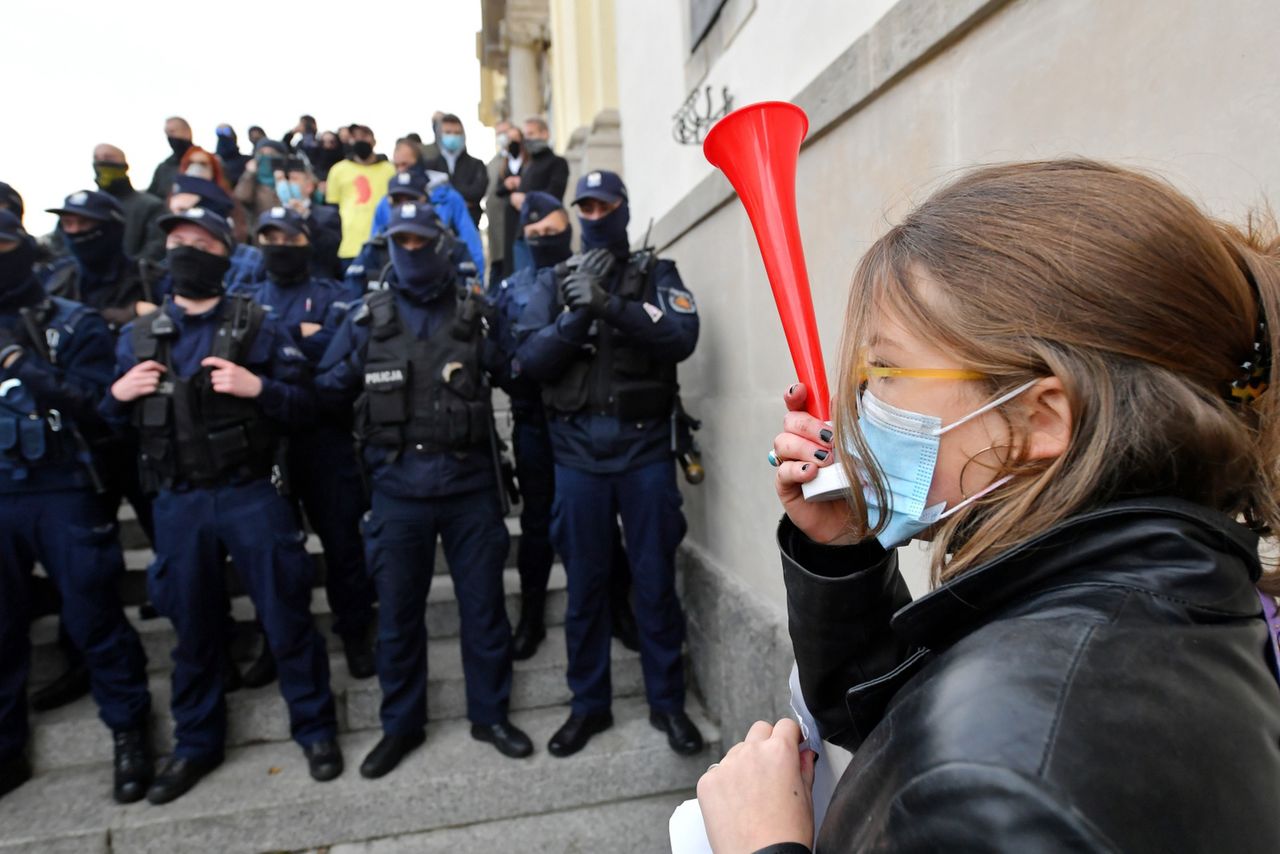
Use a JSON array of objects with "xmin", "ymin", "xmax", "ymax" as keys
[
  {"xmin": 512, "ymin": 310, "xmax": 591, "ymax": 382},
  {"xmin": 597, "ymin": 295, "xmax": 698, "ymax": 362},
  {"xmin": 313, "ymin": 312, "xmax": 369, "ymax": 407},
  {"xmin": 5, "ymin": 311, "xmax": 117, "ymax": 427},
  {"xmin": 251, "ymin": 322, "xmax": 318, "ymax": 426}
]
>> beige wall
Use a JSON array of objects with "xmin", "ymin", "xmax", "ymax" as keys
[
  {"xmin": 548, "ymin": 0, "xmax": 620, "ymax": 143},
  {"xmin": 659, "ymin": 0, "xmax": 1280, "ymax": 606}
]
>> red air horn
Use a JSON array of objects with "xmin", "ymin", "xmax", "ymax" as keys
[{"xmin": 704, "ymin": 101, "xmax": 848, "ymax": 500}]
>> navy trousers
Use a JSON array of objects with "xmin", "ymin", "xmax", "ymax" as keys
[
  {"xmin": 551, "ymin": 459, "xmax": 688, "ymax": 716},
  {"xmin": 363, "ymin": 487, "xmax": 512, "ymax": 733},
  {"xmin": 289, "ymin": 432, "xmax": 375, "ymax": 641},
  {"xmin": 149, "ymin": 478, "xmax": 336, "ymax": 759},
  {"xmin": 511, "ymin": 409, "xmax": 634, "ymax": 606},
  {"xmin": 0, "ymin": 489, "xmax": 150, "ymax": 761}
]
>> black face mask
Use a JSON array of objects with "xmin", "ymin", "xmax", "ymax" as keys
[
  {"xmin": 262, "ymin": 244, "xmax": 311, "ymax": 283},
  {"xmin": 507, "ymin": 139, "xmax": 522, "ymax": 158},
  {"xmin": 167, "ymin": 245, "xmax": 230, "ymax": 299},
  {"xmin": 525, "ymin": 138, "xmax": 549, "ymax": 156},
  {"xmin": 526, "ymin": 228, "xmax": 573, "ymax": 269},
  {"xmin": 93, "ymin": 161, "xmax": 131, "ymax": 194},
  {"xmin": 0, "ymin": 238, "xmax": 38, "ymax": 307},
  {"xmin": 168, "ymin": 136, "xmax": 193, "ymax": 157},
  {"xmin": 351, "ymin": 140, "xmax": 374, "ymax": 160},
  {"xmin": 389, "ymin": 237, "xmax": 455, "ymax": 303},
  {"xmin": 65, "ymin": 221, "xmax": 125, "ymax": 271}
]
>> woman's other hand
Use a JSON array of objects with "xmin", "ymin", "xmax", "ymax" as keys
[{"xmin": 698, "ymin": 718, "xmax": 817, "ymax": 852}]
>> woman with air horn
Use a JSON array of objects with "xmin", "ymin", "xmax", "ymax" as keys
[{"xmin": 694, "ymin": 103, "xmax": 1280, "ymax": 852}]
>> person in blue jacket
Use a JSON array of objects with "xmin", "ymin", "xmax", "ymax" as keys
[
  {"xmin": 0, "ymin": 210, "xmax": 153, "ymax": 804},
  {"xmin": 489, "ymin": 191, "xmax": 638, "ymax": 660},
  {"xmin": 103, "ymin": 206, "xmax": 341, "ymax": 804},
  {"xmin": 515, "ymin": 171, "xmax": 704, "ymax": 759},
  {"xmin": 229, "ymin": 206, "xmax": 376, "ymax": 685},
  {"xmin": 345, "ymin": 171, "xmax": 477, "ymax": 298},
  {"xmin": 316, "ymin": 201, "xmax": 531, "ymax": 779}
]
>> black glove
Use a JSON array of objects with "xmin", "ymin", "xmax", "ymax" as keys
[{"xmin": 560, "ymin": 248, "xmax": 618, "ymax": 316}]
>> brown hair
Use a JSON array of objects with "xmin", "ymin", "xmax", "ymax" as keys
[{"xmin": 834, "ymin": 159, "xmax": 1280, "ymax": 593}]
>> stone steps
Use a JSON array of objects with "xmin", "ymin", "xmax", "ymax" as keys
[
  {"xmin": 31, "ymin": 563, "xmax": 568, "ymax": 686},
  {"xmin": 0, "ymin": 698, "xmax": 714, "ymax": 854},
  {"xmin": 28, "ymin": 624, "xmax": 642, "ymax": 773},
  {"xmin": 301, "ymin": 792, "xmax": 684, "ymax": 853}
]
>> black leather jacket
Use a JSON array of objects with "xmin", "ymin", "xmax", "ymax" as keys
[{"xmin": 776, "ymin": 498, "xmax": 1280, "ymax": 853}]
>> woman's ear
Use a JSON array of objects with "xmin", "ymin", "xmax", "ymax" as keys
[{"xmin": 1021, "ymin": 377, "xmax": 1071, "ymax": 462}]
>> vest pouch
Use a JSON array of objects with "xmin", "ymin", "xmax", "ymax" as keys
[
  {"xmin": 0, "ymin": 417, "xmax": 16, "ymax": 453},
  {"xmin": 542, "ymin": 358, "xmax": 592, "ymax": 414},
  {"xmin": 18, "ymin": 415, "xmax": 47, "ymax": 461},
  {"xmin": 612, "ymin": 345, "xmax": 653, "ymax": 378},
  {"xmin": 613, "ymin": 382, "xmax": 674, "ymax": 422},
  {"xmin": 207, "ymin": 424, "xmax": 251, "ymax": 469},
  {"xmin": 140, "ymin": 395, "xmax": 170, "ymax": 428},
  {"xmin": 365, "ymin": 360, "xmax": 411, "ymax": 425}
]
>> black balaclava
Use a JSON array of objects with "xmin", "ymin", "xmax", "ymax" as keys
[
  {"xmin": 0, "ymin": 238, "xmax": 41, "ymax": 311},
  {"xmin": 527, "ymin": 225, "xmax": 574, "ymax": 269},
  {"xmin": 64, "ymin": 219, "xmax": 126, "ymax": 271},
  {"xmin": 578, "ymin": 201, "xmax": 631, "ymax": 257},
  {"xmin": 262, "ymin": 244, "xmax": 311, "ymax": 284},
  {"xmin": 389, "ymin": 235, "xmax": 455, "ymax": 303},
  {"xmin": 168, "ymin": 245, "xmax": 230, "ymax": 299}
]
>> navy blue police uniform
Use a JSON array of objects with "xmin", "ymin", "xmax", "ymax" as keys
[
  {"xmin": 231, "ymin": 207, "xmax": 375, "ymax": 663},
  {"xmin": 316, "ymin": 201, "xmax": 530, "ymax": 775},
  {"xmin": 490, "ymin": 192, "xmax": 634, "ymax": 659},
  {"xmin": 0, "ymin": 211, "xmax": 152, "ymax": 801},
  {"xmin": 515, "ymin": 172, "xmax": 703, "ymax": 756},
  {"xmin": 102, "ymin": 208, "xmax": 338, "ymax": 798}
]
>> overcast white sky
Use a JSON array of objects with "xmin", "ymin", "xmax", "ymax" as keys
[{"xmin": 1, "ymin": 0, "xmax": 489, "ymax": 236}]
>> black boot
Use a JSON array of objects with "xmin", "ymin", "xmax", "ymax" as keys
[
  {"xmin": 113, "ymin": 726, "xmax": 153, "ymax": 804},
  {"xmin": 145, "ymin": 753, "xmax": 223, "ymax": 805},
  {"xmin": 650, "ymin": 710, "xmax": 704, "ymax": 755},
  {"xmin": 29, "ymin": 662, "xmax": 91, "ymax": 712},
  {"xmin": 0, "ymin": 753, "xmax": 31, "ymax": 801},
  {"xmin": 547, "ymin": 710, "xmax": 613, "ymax": 758},
  {"xmin": 241, "ymin": 644, "xmax": 276, "ymax": 689},
  {"xmin": 359, "ymin": 731, "xmax": 425, "ymax": 779},
  {"xmin": 511, "ymin": 592, "xmax": 546, "ymax": 661},
  {"xmin": 222, "ymin": 650, "xmax": 242, "ymax": 694},
  {"xmin": 471, "ymin": 719, "xmax": 534, "ymax": 758}
]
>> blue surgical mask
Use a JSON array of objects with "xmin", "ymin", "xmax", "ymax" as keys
[
  {"xmin": 854, "ymin": 381, "xmax": 1037, "ymax": 548},
  {"xmin": 275, "ymin": 179, "xmax": 304, "ymax": 206},
  {"xmin": 439, "ymin": 133, "xmax": 464, "ymax": 154}
]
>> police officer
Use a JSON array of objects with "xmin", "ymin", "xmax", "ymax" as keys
[
  {"xmin": 516, "ymin": 171, "xmax": 704, "ymax": 757},
  {"xmin": 0, "ymin": 210, "xmax": 153, "ymax": 803},
  {"xmin": 316, "ymin": 202, "xmax": 532, "ymax": 778},
  {"xmin": 41, "ymin": 190, "xmax": 152, "ymax": 330},
  {"xmin": 490, "ymin": 192, "xmax": 637, "ymax": 660},
  {"xmin": 344, "ymin": 172, "xmax": 476, "ymax": 298},
  {"xmin": 104, "ymin": 207, "xmax": 341, "ymax": 804},
  {"xmin": 231, "ymin": 207, "xmax": 376, "ymax": 682}
]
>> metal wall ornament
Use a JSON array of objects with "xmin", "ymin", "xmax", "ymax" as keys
[{"xmin": 672, "ymin": 86, "xmax": 735, "ymax": 145}]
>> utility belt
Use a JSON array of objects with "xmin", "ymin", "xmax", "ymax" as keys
[{"xmin": 0, "ymin": 408, "xmax": 72, "ymax": 468}]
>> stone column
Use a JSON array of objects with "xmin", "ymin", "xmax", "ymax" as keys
[{"xmin": 504, "ymin": 0, "xmax": 549, "ymax": 123}]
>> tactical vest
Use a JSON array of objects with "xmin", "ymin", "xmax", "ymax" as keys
[
  {"xmin": 542, "ymin": 251, "xmax": 677, "ymax": 421},
  {"xmin": 354, "ymin": 287, "xmax": 492, "ymax": 454},
  {"xmin": 131, "ymin": 295, "xmax": 274, "ymax": 492},
  {"xmin": 0, "ymin": 298, "xmax": 91, "ymax": 478}
]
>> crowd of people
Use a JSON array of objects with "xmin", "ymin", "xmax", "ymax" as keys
[{"xmin": 0, "ymin": 110, "xmax": 706, "ymax": 809}]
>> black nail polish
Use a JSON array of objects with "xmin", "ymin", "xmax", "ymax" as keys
[
  {"xmin": 818, "ymin": 428, "xmax": 833, "ymax": 444},
  {"xmin": 814, "ymin": 450, "xmax": 829, "ymax": 461},
  {"xmin": 801, "ymin": 464, "xmax": 810, "ymax": 472},
  {"xmin": 788, "ymin": 383, "xmax": 798, "ymax": 395}
]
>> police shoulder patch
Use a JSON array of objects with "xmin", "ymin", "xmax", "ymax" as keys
[{"xmin": 662, "ymin": 287, "xmax": 696, "ymax": 315}]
